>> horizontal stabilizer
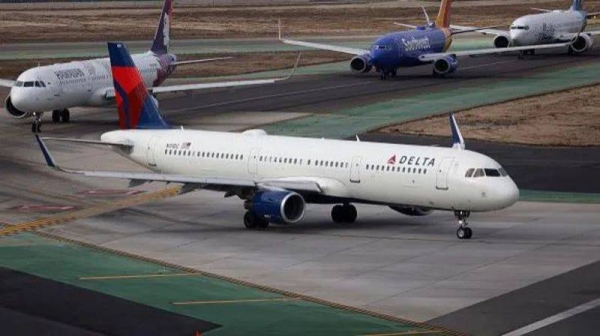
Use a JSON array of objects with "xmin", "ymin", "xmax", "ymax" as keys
[{"xmin": 41, "ymin": 137, "xmax": 133, "ymax": 149}]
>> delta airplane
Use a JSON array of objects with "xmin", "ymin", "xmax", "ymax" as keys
[
  {"xmin": 35, "ymin": 42, "xmax": 520, "ymax": 239},
  {"xmin": 1, "ymin": 0, "xmax": 294, "ymax": 133},
  {"xmin": 452, "ymin": 0, "xmax": 600, "ymax": 56},
  {"xmin": 279, "ymin": 0, "xmax": 571, "ymax": 79}
]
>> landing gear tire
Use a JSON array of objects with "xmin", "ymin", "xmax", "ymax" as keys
[
  {"xmin": 52, "ymin": 110, "xmax": 60, "ymax": 123},
  {"xmin": 243, "ymin": 211, "xmax": 268, "ymax": 229},
  {"xmin": 380, "ymin": 72, "xmax": 388, "ymax": 80},
  {"xmin": 390, "ymin": 69, "xmax": 397, "ymax": 78},
  {"xmin": 331, "ymin": 204, "xmax": 357, "ymax": 223},
  {"xmin": 454, "ymin": 210, "xmax": 472, "ymax": 240},
  {"xmin": 60, "ymin": 109, "xmax": 70, "ymax": 123},
  {"xmin": 31, "ymin": 112, "xmax": 42, "ymax": 133}
]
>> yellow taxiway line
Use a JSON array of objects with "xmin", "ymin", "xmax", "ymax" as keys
[{"xmin": 172, "ymin": 297, "xmax": 300, "ymax": 306}]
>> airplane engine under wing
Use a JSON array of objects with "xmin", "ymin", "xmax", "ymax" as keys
[
  {"xmin": 570, "ymin": 34, "xmax": 594, "ymax": 54},
  {"xmin": 433, "ymin": 56, "xmax": 458, "ymax": 76},
  {"xmin": 493, "ymin": 34, "xmax": 511, "ymax": 48},
  {"xmin": 389, "ymin": 206, "xmax": 433, "ymax": 216},
  {"xmin": 250, "ymin": 191, "xmax": 306, "ymax": 224},
  {"xmin": 350, "ymin": 55, "xmax": 373, "ymax": 73},
  {"xmin": 4, "ymin": 96, "xmax": 31, "ymax": 119}
]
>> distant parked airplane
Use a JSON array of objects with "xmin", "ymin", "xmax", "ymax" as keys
[
  {"xmin": 1, "ymin": 0, "xmax": 293, "ymax": 132},
  {"xmin": 279, "ymin": 0, "xmax": 570, "ymax": 79},
  {"xmin": 452, "ymin": 0, "xmax": 600, "ymax": 56},
  {"xmin": 35, "ymin": 42, "xmax": 520, "ymax": 240}
]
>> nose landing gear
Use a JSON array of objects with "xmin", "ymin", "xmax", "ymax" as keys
[
  {"xmin": 31, "ymin": 112, "xmax": 43, "ymax": 133},
  {"xmin": 455, "ymin": 210, "xmax": 472, "ymax": 239}
]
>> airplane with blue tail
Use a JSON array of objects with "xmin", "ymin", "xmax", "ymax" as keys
[
  {"xmin": 34, "ymin": 42, "xmax": 520, "ymax": 240},
  {"xmin": 280, "ymin": 0, "xmax": 571, "ymax": 79}
]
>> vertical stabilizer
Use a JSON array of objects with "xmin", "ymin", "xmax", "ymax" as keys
[
  {"xmin": 150, "ymin": 0, "xmax": 173, "ymax": 55},
  {"xmin": 571, "ymin": 0, "xmax": 583, "ymax": 11},
  {"xmin": 108, "ymin": 42, "xmax": 170, "ymax": 130},
  {"xmin": 435, "ymin": 0, "xmax": 453, "ymax": 28}
]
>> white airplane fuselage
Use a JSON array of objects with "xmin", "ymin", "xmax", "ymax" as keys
[
  {"xmin": 510, "ymin": 10, "xmax": 586, "ymax": 46},
  {"xmin": 101, "ymin": 129, "xmax": 520, "ymax": 213},
  {"xmin": 6, "ymin": 52, "xmax": 173, "ymax": 117}
]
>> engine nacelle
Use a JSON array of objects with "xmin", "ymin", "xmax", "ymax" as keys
[
  {"xmin": 570, "ymin": 34, "xmax": 593, "ymax": 54},
  {"xmin": 493, "ymin": 34, "xmax": 511, "ymax": 48},
  {"xmin": 350, "ymin": 55, "xmax": 373, "ymax": 73},
  {"xmin": 389, "ymin": 206, "xmax": 433, "ymax": 217},
  {"xmin": 433, "ymin": 56, "xmax": 458, "ymax": 76},
  {"xmin": 4, "ymin": 96, "xmax": 31, "ymax": 119},
  {"xmin": 251, "ymin": 191, "xmax": 305, "ymax": 224}
]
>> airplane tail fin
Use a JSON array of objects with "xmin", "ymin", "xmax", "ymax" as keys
[
  {"xmin": 571, "ymin": 0, "xmax": 583, "ymax": 11},
  {"xmin": 150, "ymin": 0, "xmax": 172, "ymax": 55},
  {"xmin": 108, "ymin": 42, "xmax": 170, "ymax": 130},
  {"xmin": 435, "ymin": 0, "xmax": 453, "ymax": 28}
]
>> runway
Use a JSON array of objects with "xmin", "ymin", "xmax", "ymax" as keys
[{"xmin": 1, "ymin": 44, "xmax": 600, "ymax": 335}]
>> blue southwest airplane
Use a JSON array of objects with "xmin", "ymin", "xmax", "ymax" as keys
[{"xmin": 280, "ymin": 0, "xmax": 570, "ymax": 79}]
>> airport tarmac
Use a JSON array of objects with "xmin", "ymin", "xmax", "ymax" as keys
[{"xmin": 1, "ymin": 48, "xmax": 600, "ymax": 334}]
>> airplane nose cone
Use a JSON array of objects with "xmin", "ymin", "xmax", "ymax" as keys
[
  {"xmin": 510, "ymin": 31, "xmax": 523, "ymax": 46},
  {"xmin": 495, "ymin": 180, "xmax": 520, "ymax": 209}
]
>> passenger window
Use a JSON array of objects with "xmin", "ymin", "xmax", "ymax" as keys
[
  {"xmin": 473, "ymin": 169, "xmax": 485, "ymax": 178},
  {"xmin": 484, "ymin": 169, "xmax": 501, "ymax": 177},
  {"xmin": 465, "ymin": 168, "xmax": 474, "ymax": 178}
]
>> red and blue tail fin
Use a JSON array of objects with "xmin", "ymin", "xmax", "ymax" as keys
[
  {"xmin": 150, "ymin": 0, "xmax": 172, "ymax": 55},
  {"xmin": 108, "ymin": 42, "xmax": 170, "ymax": 130}
]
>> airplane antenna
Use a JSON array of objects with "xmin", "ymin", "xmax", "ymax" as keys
[{"xmin": 421, "ymin": 6, "xmax": 432, "ymax": 27}]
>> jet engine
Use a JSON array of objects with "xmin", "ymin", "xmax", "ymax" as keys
[
  {"xmin": 493, "ymin": 34, "xmax": 511, "ymax": 48},
  {"xmin": 4, "ymin": 96, "xmax": 31, "ymax": 119},
  {"xmin": 433, "ymin": 56, "xmax": 458, "ymax": 76},
  {"xmin": 249, "ymin": 191, "xmax": 306, "ymax": 224},
  {"xmin": 389, "ymin": 206, "xmax": 433, "ymax": 216},
  {"xmin": 569, "ymin": 34, "xmax": 594, "ymax": 54},
  {"xmin": 350, "ymin": 55, "xmax": 373, "ymax": 73}
]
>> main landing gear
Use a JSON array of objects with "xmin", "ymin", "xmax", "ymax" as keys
[
  {"xmin": 243, "ymin": 211, "xmax": 269, "ymax": 229},
  {"xmin": 518, "ymin": 49, "xmax": 535, "ymax": 59},
  {"xmin": 379, "ymin": 69, "xmax": 397, "ymax": 80},
  {"xmin": 455, "ymin": 210, "xmax": 472, "ymax": 239},
  {"xmin": 331, "ymin": 203, "xmax": 357, "ymax": 223},
  {"xmin": 51, "ymin": 109, "xmax": 70, "ymax": 123}
]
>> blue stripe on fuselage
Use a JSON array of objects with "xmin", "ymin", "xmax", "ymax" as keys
[{"xmin": 369, "ymin": 29, "xmax": 449, "ymax": 70}]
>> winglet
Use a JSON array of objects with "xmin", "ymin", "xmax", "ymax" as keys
[
  {"xmin": 278, "ymin": 19, "xmax": 282, "ymax": 40},
  {"xmin": 422, "ymin": 6, "xmax": 432, "ymax": 26},
  {"xmin": 449, "ymin": 113, "xmax": 465, "ymax": 149},
  {"xmin": 283, "ymin": 53, "xmax": 301, "ymax": 80},
  {"xmin": 35, "ymin": 135, "xmax": 58, "ymax": 169}
]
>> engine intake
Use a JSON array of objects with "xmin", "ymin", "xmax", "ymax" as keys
[
  {"xmin": 389, "ymin": 206, "xmax": 433, "ymax": 217},
  {"xmin": 433, "ymin": 56, "xmax": 458, "ymax": 76},
  {"xmin": 493, "ymin": 35, "xmax": 511, "ymax": 48},
  {"xmin": 569, "ymin": 34, "xmax": 593, "ymax": 54},
  {"xmin": 350, "ymin": 55, "xmax": 373, "ymax": 73},
  {"xmin": 4, "ymin": 96, "xmax": 31, "ymax": 119},
  {"xmin": 251, "ymin": 191, "xmax": 305, "ymax": 224}
]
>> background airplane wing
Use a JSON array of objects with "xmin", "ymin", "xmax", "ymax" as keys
[
  {"xmin": 171, "ymin": 56, "xmax": 233, "ymax": 66},
  {"xmin": 36, "ymin": 135, "xmax": 323, "ymax": 194},
  {"xmin": 557, "ymin": 31, "xmax": 600, "ymax": 41},
  {"xmin": 530, "ymin": 8, "xmax": 552, "ymax": 12},
  {"xmin": 450, "ymin": 24, "xmax": 508, "ymax": 36},
  {"xmin": 280, "ymin": 38, "xmax": 369, "ymax": 55},
  {"xmin": 419, "ymin": 42, "xmax": 571, "ymax": 62},
  {"xmin": 0, "ymin": 79, "xmax": 15, "ymax": 87}
]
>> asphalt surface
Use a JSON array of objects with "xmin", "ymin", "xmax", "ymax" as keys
[
  {"xmin": 361, "ymin": 134, "xmax": 600, "ymax": 193},
  {"xmin": 0, "ymin": 267, "xmax": 219, "ymax": 336}
]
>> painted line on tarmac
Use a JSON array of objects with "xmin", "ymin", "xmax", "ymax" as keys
[
  {"xmin": 172, "ymin": 297, "xmax": 301, "ymax": 306},
  {"xmin": 0, "ymin": 186, "xmax": 181, "ymax": 237},
  {"xmin": 501, "ymin": 297, "xmax": 600, "ymax": 336},
  {"xmin": 80, "ymin": 272, "xmax": 199, "ymax": 280}
]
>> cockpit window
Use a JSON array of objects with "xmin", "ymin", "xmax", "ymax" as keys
[
  {"xmin": 465, "ymin": 168, "xmax": 475, "ymax": 178},
  {"xmin": 23, "ymin": 81, "xmax": 34, "ymax": 87},
  {"xmin": 499, "ymin": 168, "xmax": 508, "ymax": 177},
  {"xmin": 484, "ymin": 169, "xmax": 501, "ymax": 177},
  {"xmin": 372, "ymin": 44, "xmax": 392, "ymax": 50},
  {"xmin": 510, "ymin": 25, "xmax": 529, "ymax": 30},
  {"xmin": 473, "ymin": 169, "xmax": 485, "ymax": 178},
  {"xmin": 14, "ymin": 81, "xmax": 23, "ymax": 87}
]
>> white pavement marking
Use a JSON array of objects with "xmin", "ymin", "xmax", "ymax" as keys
[{"xmin": 502, "ymin": 298, "xmax": 600, "ymax": 336}]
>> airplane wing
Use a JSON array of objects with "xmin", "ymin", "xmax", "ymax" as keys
[
  {"xmin": 36, "ymin": 135, "xmax": 323, "ymax": 194},
  {"xmin": 419, "ymin": 42, "xmax": 571, "ymax": 62},
  {"xmin": 0, "ymin": 79, "xmax": 15, "ymax": 87},
  {"xmin": 556, "ymin": 30, "xmax": 600, "ymax": 41},
  {"xmin": 586, "ymin": 12, "xmax": 600, "ymax": 18},
  {"xmin": 100, "ymin": 54, "xmax": 300, "ymax": 99},
  {"xmin": 278, "ymin": 19, "xmax": 369, "ymax": 55},
  {"xmin": 449, "ymin": 24, "xmax": 508, "ymax": 36},
  {"xmin": 530, "ymin": 8, "xmax": 552, "ymax": 12}
]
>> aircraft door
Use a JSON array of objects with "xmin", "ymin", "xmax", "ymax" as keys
[
  {"xmin": 350, "ymin": 156, "xmax": 362, "ymax": 183},
  {"xmin": 146, "ymin": 136, "xmax": 160, "ymax": 168},
  {"xmin": 436, "ymin": 157, "xmax": 454, "ymax": 190},
  {"xmin": 248, "ymin": 148, "xmax": 260, "ymax": 175}
]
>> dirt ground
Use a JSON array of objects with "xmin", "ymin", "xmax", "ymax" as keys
[
  {"xmin": 0, "ymin": 51, "xmax": 346, "ymax": 79},
  {"xmin": 380, "ymin": 85, "xmax": 600, "ymax": 147},
  {"xmin": 0, "ymin": 1, "xmax": 593, "ymax": 43}
]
